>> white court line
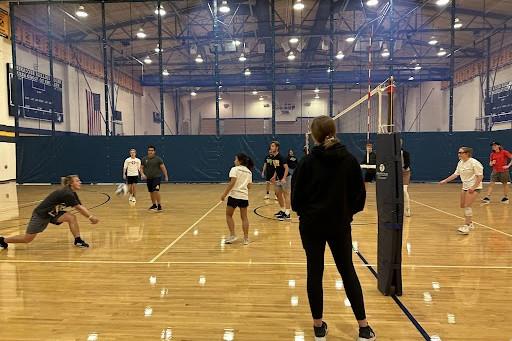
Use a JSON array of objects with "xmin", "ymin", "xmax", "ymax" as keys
[
  {"xmin": 1, "ymin": 259, "xmax": 512, "ymax": 269},
  {"xmin": 412, "ymin": 199, "xmax": 512, "ymax": 238},
  {"xmin": 148, "ymin": 200, "xmax": 223, "ymax": 263}
]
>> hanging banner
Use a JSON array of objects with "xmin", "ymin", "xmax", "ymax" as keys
[{"xmin": 0, "ymin": 8, "xmax": 9, "ymax": 39}]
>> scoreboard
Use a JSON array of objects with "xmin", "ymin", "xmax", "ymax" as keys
[{"xmin": 7, "ymin": 64, "xmax": 64, "ymax": 123}]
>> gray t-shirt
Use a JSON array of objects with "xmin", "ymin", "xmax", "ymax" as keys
[
  {"xmin": 34, "ymin": 187, "xmax": 81, "ymax": 218},
  {"xmin": 142, "ymin": 155, "xmax": 164, "ymax": 179}
]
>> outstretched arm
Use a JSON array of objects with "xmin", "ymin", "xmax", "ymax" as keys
[{"xmin": 73, "ymin": 205, "xmax": 99, "ymax": 224}]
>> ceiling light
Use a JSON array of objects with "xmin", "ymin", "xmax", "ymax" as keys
[
  {"xmin": 287, "ymin": 51, "xmax": 296, "ymax": 61},
  {"xmin": 408, "ymin": 76, "xmax": 415, "ymax": 81},
  {"xmin": 244, "ymin": 68, "xmax": 251, "ymax": 76},
  {"xmin": 345, "ymin": 36, "xmax": 356, "ymax": 43},
  {"xmin": 428, "ymin": 37, "xmax": 438, "ymax": 45},
  {"xmin": 454, "ymin": 18, "xmax": 463, "ymax": 29},
  {"xmin": 414, "ymin": 64, "xmax": 422, "ymax": 71},
  {"xmin": 437, "ymin": 48, "xmax": 447, "ymax": 56},
  {"xmin": 136, "ymin": 28, "xmax": 146, "ymax": 39},
  {"xmin": 293, "ymin": 0, "xmax": 305, "ymax": 11},
  {"xmin": 238, "ymin": 53, "xmax": 247, "ymax": 62},
  {"xmin": 154, "ymin": 5, "xmax": 166, "ymax": 16},
  {"xmin": 381, "ymin": 48, "xmax": 390, "ymax": 57},
  {"xmin": 327, "ymin": 67, "xmax": 333, "ymax": 73},
  {"xmin": 162, "ymin": 69, "xmax": 169, "ymax": 76},
  {"xmin": 218, "ymin": 95, "xmax": 223, "ymax": 100},
  {"xmin": 289, "ymin": 37, "xmax": 299, "ymax": 44},
  {"xmin": 259, "ymin": 96, "xmax": 264, "ymax": 101},
  {"xmin": 190, "ymin": 90, "xmax": 197, "ymax": 96},
  {"xmin": 252, "ymin": 90, "xmax": 258, "ymax": 95},
  {"xmin": 336, "ymin": 51, "xmax": 345, "ymax": 60},
  {"xmin": 435, "ymin": 0, "xmax": 450, "ymax": 6},
  {"xmin": 314, "ymin": 94, "xmax": 320, "ymax": 99},
  {"xmin": 314, "ymin": 88, "xmax": 320, "ymax": 93},
  {"xmin": 233, "ymin": 39, "xmax": 241, "ymax": 47},
  {"xmin": 366, "ymin": 0, "xmax": 379, "ymax": 7},
  {"xmin": 75, "ymin": 5, "xmax": 88, "ymax": 18},
  {"xmin": 195, "ymin": 54, "xmax": 203, "ymax": 63},
  {"xmin": 154, "ymin": 44, "xmax": 162, "ymax": 53},
  {"xmin": 219, "ymin": 1, "xmax": 231, "ymax": 13},
  {"xmin": 144, "ymin": 56, "xmax": 152, "ymax": 64}
]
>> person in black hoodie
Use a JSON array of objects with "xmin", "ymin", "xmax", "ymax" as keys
[{"xmin": 291, "ymin": 116, "xmax": 376, "ymax": 341}]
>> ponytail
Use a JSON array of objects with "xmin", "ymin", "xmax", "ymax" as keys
[
  {"xmin": 236, "ymin": 153, "xmax": 254, "ymax": 170},
  {"xmin": 311, "ymin": 116, "xmax": 339, "ymax": 149}
]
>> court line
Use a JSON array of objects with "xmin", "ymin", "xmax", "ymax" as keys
[
  {"xmin": 2, "ymin": 258, "xmax": 511, "ymax": 269},
  {"xmin": 411, "ymin": 199, "xmax": 512, "ymax": 238},
  {"xmin": 148, "ymin": 200, "xmax": 223, "ymax": 263},
  {"xmin": 355, "ymin": 250, "xmax": 431, "ymax": 341}
]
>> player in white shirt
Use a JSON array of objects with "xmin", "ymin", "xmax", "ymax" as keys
[
  {"xmin": 123, "ymin": 149, "xmax": 142, "ymax": 203},
  {"xmin": 440, "ymin": 146, "xmax": 484, "ymax": 235},
  {"xmin": 221, "ymin": 153, "xmax": 254, "ymax": 245}
]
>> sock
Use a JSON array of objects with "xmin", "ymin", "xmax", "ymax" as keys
[
  {"xmin": 285, "ymin": 209, "xmax": 290, "ymax": 215},
  {"xmin": 266, "ymin": 191, "xmax": 269, "ymax": 194},
  {"xmin": 280, "ymin": 207, "xmax": 285, "ymax": 212}
]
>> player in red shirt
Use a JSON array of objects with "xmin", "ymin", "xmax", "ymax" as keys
[{"xmin": 482, "ymin": 142, "xmax": 512, "ymax": 204}]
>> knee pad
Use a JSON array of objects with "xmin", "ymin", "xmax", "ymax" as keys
[
  {"xmin": 464, "ymin": 207, "xmax": 473, "ymax": 217},
  {"xmin": 403, "ymin": 185, "xmax": 408, "ymax": 191}
]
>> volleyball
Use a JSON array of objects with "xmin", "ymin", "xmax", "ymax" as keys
[{"xmin": 115, "ymin": 183, "xmax": 128, "ymax": 196}]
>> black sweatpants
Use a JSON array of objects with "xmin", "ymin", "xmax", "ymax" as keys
[{"xmin": 299, "ymin": 222, "xmax": 366, "ymax": 321}]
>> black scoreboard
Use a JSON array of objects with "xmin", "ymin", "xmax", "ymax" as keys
[
  {"xmin": 7, "ymin": 64, "xmax": 64, "ymax": 123},
  {"xmin": 487, "ymin": 82, "xmax": 512, "ymax": 123}
]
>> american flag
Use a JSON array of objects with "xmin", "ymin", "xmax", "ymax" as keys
[{"xmin": 86, "ymin": 90, "xmax": 103, "ymax": 135}]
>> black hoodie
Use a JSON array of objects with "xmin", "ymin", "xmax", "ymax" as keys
[{"xmin": 291, "ymin": 142, "xmax": 366, "ymax": 227}]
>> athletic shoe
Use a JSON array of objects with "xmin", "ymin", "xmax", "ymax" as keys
[
  {"xmin": 481, "ymin": 197, "xmax": 491, "ymax": 204},
  {"xmin": 274, "ymin": 195, "xmax": 278, "ymax": 201},
  {"xmin": 243, "ymin": 238, "xmax": 250, "ymax": 245},
  {"xmin": 457, "ymin": 225, "xmax": 471, "ymax": 235},
  {"xmin": 0, "ymin": 237, "xmax": 8, "ymax": 249},
  {"xmin": 501, "ymin": 197, "xmax": 509, "ymax": 204},
  {"xmin": 264, "ymin": 194, "xmax": 270, "ymax": 200},
  {"xmin": 405, "ymin": 207, "xmax": 411, "ymax": 217},
  {"xmin": 314, "ymin": 321, "xmax": 328, "ymax": 341},
  {"xmin": 131, "ymin": 197, "xmax": 137, "ymax": 203},
  {"xmin": 149, "ymin": 204, "xmax": 157, "ymax": 211},
  {"xmin": 74, "ymin": 238, "xmax": 90, "ymax": 248},
  {"xmin": 358, "ymin": 325, "xmax": 376, "ymax": 341},
  {"xmin": 274, "ymin": 211, "xmax": 285, "ymax": 218},
  {"xmin": 156, "ymin": 205, "xmax": 163, "ymax": 212},
  {"xmin": 224, "ymin": 235, "xmax": 238, "ymax": 244},
  {"xmin": 279, "ymin": 213, "xmax": 291, "ymax": 221}
]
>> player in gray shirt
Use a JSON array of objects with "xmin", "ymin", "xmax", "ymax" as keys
[{"xmin": 140, "ymin": 145, "xmax": 169, "ymax": 212}]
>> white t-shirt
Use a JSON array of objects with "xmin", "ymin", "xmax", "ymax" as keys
[
  {"xmin": 454, "ymin": 158, "xmax": 484, "ymax": 190},
  {"xmin": 124, "ymin": 157, "xmax": 141, "ymax": 177},
  {"xmin": 228, "ymin": 165, "xmax": 252, "ymax": 200}
]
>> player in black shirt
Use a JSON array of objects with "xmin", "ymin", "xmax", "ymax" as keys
[
  {"xmin": 360, "ymin": 142, "xmax": 377, "ymax": 184},
  {"xmin": 261, "ymin": 148, "xmax": 276, "ymax": 200},
  {"xmin": 271, "ymin": 141, "xmax": 291, "ymax": 220},
  {"xmin": 287, "ymin": 149, "xmax": 298, "ymax": 175},
  {"xmin": 0, "ymin": 175, "xmax": 99, "ymax": 249}
]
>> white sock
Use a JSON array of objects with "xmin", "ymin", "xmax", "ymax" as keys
[{"xmin": 285, "ymin": 209, "xmax": 290, "ymax": 215}]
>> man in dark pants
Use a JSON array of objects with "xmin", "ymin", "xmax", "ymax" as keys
[
  {"xmin": 140, "ymin": 145, "xmax": 169, "ymax": 212},
  {"xmin": 360, "ymin": 142, "xmax": 377, "ymax": 184}
]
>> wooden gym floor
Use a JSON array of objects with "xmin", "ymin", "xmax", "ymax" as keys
[{"xmin": 0, "ymin": 182, "xmax": 511, "ymax": 340}]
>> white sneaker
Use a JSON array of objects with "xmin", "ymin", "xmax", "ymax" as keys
[
  {"xmin": 468, "ymin": 222, "xmax": 474, "ymax": 230},
  {"xmin": 131, "ymin": 197, "xmax": 136, "ymax": 203},
  {"xmin": 274, "ymin": 196, "xmax": 278, "ymax": 201},
  {"xmin": 264, "ymin": 194, "xmax": 270, "ymax": 200},
  {"xmin": 457, "ymin": 225, "xmax": 471, "ymax": 235},
  {"xmin": 224, "ymin": 236, "xmax": 238, "ymax": 244},
  {"xmin": 243, "ymin": 238, "xmax": 250, "ymax": 245},
  {"xmin": 405, "ymin": 207, "xmax": 411, "ymax": 217}
]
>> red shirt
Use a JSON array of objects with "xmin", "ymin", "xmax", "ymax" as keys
[{"xmin": 490, "ymin": 149, "xmax": 512, "ymax": 172}]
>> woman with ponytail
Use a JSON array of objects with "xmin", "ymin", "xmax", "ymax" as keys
[
  {"xmin": 0, "ymin": 175, "xmax": 99, "ymax": 250},
  {"xmin": 291, "ymin": 116, "xmax": 376, "ymax": 340},
  {"xmin": 221, "ymin": 153, "xmax": 254, "ymax": 245}
]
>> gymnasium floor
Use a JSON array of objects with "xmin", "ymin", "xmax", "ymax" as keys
[{"xmin": 0, "ymin": 182, "xmax": 511, "ymax": 340}]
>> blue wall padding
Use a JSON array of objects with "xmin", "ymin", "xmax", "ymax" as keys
[{"xmin": 16, "ymin": 130, "xmax": 512, "ymax": 183}]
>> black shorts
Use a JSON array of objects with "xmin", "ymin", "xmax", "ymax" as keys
[
  {"xmin": 127, "ymin": 176, "xmax": 139, "ymax": 184},
  {"xmin": 364, "ymin": 171, "xmax": 376, "ymax": 183},
  {"xmin": 146, "ymin": 177, "xmax": 161, "ymax": 192},
  {"xmin": 227, "ymin": 196, "xmax": 249, "ymax": 208},
  {"xmin": 265, "ymin": 171, "xmax": 274, "ymax": 182}
]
